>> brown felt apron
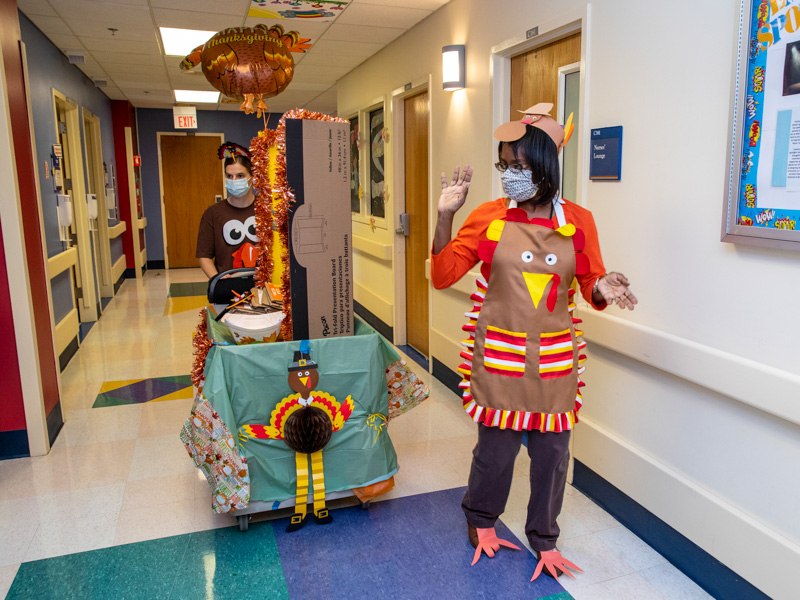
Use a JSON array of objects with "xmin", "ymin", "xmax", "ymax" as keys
[{"xmin": 470, "ymin": 216, "xmax": 578, "ymax": 416}]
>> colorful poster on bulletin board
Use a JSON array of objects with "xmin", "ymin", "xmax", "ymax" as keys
[
  {"xmin": 248, "ymin": 1, "xmax": 349, "ymax": 21},
  {"xmin": 725, "ymin": 0, "xmax": 800, "ymax": 249}
]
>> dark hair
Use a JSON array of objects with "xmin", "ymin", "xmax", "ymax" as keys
[
  {"xmin": 224, "ymin": 154, "xmax": 252, "ymax": 175},
  {"xmin": 498, "ymin": 124, "xmax": 560, "ymax": 205}
]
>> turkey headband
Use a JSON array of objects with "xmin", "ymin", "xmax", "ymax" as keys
[
  {"xmin": 493, "ymin": 102, "xmax": 574, "ymax": 153},
  {"xmin": 218, "ymin": 142, "xmax": 251, "ymax": 161}
]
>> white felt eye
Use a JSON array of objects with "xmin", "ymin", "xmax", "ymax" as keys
[
  {"xmin": 222, "ymin": 219, "xmax": 245, "ymax": 245},
  {"xmin": 304, "ymin": 371, "xmax": 310, "ymax": 376},
  {"xmin": 545, "ymin": 253, "xmax": 557, "ymax": 266},
  {"xmin": 521, "ymin": 251, "xmax": 533, "ymax": 263},
  {"xmin": 244, "ymin": 215, "xmax": 259, "ymax": 243}
]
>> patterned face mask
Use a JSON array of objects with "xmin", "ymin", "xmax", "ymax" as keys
[
  {"xmin": 225, "ymin": 177, "xmax": 251, "ymax": 198},
  {"xmin": 501, "ymin": 168, "xmax": 538, "ymax": 202}
]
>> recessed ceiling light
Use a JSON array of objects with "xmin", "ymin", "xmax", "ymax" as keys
[
  {"xmin": 174, "ymin": 90, "xmax": 220, "ymax": 103},
  {"xmin": 160, "ymin": 27, "xmax": 215, "ymax": 56}
]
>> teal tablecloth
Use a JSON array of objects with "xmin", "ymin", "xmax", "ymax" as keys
[{"xmin": 202, "ymin": 319, "xmax": 400, "ymax": 503}]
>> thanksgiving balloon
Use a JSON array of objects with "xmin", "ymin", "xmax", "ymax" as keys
[{"xmin": 180, "ymin": 24, "xmax": 311, "ymax": 115}]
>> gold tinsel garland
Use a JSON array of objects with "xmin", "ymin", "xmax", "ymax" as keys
[
  {"xmin": 191, "ymin": 308, "xmax": 213, "ymax": 393},
  {"xmin": 250, "ymin": 108, "xmax": 348, "ymax": 341}
]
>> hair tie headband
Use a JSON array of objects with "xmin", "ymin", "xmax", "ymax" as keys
[
  {"xmin": 493, "ymin": 102, "xmax": 574, "ymax": 152},
  {"xmin": 218, "ymin": 142, "xmax": 251, "ymax": 161}
]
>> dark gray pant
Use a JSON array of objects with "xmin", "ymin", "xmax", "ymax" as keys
[{"xmin": 461, "ymin": 423, "xmax": 571, "ymax": 552}]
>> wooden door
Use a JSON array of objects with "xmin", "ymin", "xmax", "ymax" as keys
[
  {"xmin": 161, "ymin": 135, "xmax": 224, "ymax": 268},
  {"xmin": 510, "ymin": 33, "xmax": 581, "ymax": 120},
  {"xmin": 404, "ymin": 91, "xmax": 429, "ymax": 356}
]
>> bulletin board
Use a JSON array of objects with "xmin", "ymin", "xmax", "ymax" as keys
[{"xmin": 723, "ymin": 0, "xmax": 800, "ymax": 249}]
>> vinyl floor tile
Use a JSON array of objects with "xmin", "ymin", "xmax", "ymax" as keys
[
  {"xmin": 274, "ymin": 487, "xmax": 569, "ymax": 600},
  {"xmin": 0, "ymin": 565, "xmax": 19, "ymax": 599}
]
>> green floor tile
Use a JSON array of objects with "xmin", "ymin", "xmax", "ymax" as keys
[{"xmin": 7, "ymin": 523, "xmax": 287, "ymax": 600}]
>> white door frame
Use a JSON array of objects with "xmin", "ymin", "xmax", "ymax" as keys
[
  {"xmin": 558, "ymin": 61, "xmax": 582, "ymax": 199},
  {"xmin": 490, "ymin": 5, "xmax": 591, "ymax": 207},
  {"xmin": 81, "ymin": 108, "xmax": 114, "ymax": 299},
  {"xmin": 53, "ymin": 89, "xmax": 98, "ymax": 321},
  {"xmin": 390, "ymin": 75, "xmax": 431, "ymax": 349},
  {"xmin": 156, "ymin": 131, "xmax": 225, "ymax": 269}
]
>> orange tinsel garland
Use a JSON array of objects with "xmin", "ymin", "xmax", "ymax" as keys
[
  {"xmin": 250, "ymin": 108, "xmax": 348, "ymax": 341},
  {"xmin": 191, "ymin": 308, "xmax": 213, "ymax": 393}
]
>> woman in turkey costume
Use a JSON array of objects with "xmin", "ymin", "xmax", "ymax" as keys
[{"xmin": 430, "ymin": 104, "xmax": 637, "ymax": 582}]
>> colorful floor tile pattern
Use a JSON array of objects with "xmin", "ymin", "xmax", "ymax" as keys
[
  {"xmin": 93, "ymin": 375, "xmax": 193, "ymax": 408},
  {"xmin": 6, "ymin": 487, "xmax": 571, "ymax": 600}
]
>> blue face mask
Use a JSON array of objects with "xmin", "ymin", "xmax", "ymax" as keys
[{"xmin": 225, "ymin": 177, "xmax": 251, "ymax": 198}]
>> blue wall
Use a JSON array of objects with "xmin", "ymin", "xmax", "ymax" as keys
[
  {"xmin": 20, "ymin": 12, "xmax": 117, "ymax": 317},
  {"xmin": 136, "ymin": 109, "xmax": 281, "ymax": 263}
]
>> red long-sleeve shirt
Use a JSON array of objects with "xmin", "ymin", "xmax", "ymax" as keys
[{"xmin": 431, "ymin": 198, "xmax": 608, "ymax": 310}]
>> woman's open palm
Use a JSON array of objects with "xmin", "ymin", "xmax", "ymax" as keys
[{"xmin": 438, "ymin": 165, "xmax": 473, "ymax": 215}]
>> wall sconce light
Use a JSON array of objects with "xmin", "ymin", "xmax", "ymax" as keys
[{"xmin": 442, "ymin": 44, "xmax": 465, "ymax": 91}]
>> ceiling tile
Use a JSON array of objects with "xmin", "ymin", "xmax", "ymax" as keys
[
  {"xmin": 298, "ymin": 52, "xmax": 365, "ymax": 71},
  {"xmin": 168, "ymin": 77, "xmax": 219, "ymax": 92},
  {"xmin": 101, "ymin": 87, "xmax": 128, "ymax": 100},
  {"xmin": 291, "ymin": 63, "xmax": 350, "ymax": 84},
  {"xmin": 64, "ymin": 21, "xmax": 157, "ymax": 42},
  {"xmin": 150, "ymin": 0, "xmax": 250, "ymax": 16},
  {"xmin": 116, "ymin": 81, "xmax": 172, "ymax": 92},
  {"xmin": 57, "ymin": 1, "xmax": 154, "ymax": 26},
  {"xmin": 41, "ymin": 33, "xmax": 83, "ymax": 49},
  {"xmin": 79, "ymin": 37, "xmax": 161, "ymax": 55},
  {"xmin": 94, "ymin": 51, "xmax": 165, "ymax": 66},
  {"xmin": 336, "ymin": 3, "xmax": 431, "ymax": 29},
  {"xmin": 282, "ymin": 79, "xmax": 331, "ymax": 92},
  {"xmin": 351, "ymin": 0, "xmax": 448, "ymax": 11},
  {"xmin": 320, "ymin": 23, "xmax": 404, "ymax": 45},
  {"xmin": 26, "ymin": 14, "xmax": 73, "ymax": 34},
  {"xmin": 306, "ymin": 39, "xmax": 383, "ymax": 59},
  {"xmin": 75, "ymin": 63, "xmax": 109, "ymax": 78},
  {"xmin": 18, "ymin": 0, "xmax": 58, "ymax": 17},
  {"xmin": 101, "ymin": 63, "xmax": 168, "ymax": 77},
  {"xmin": 152, "ymin": 8, "xmax": 244, "ymax": 30}
]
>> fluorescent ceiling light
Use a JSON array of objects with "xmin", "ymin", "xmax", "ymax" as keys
[
  {"xmin": 174, "ymin": 90, "xmax": 220, "ymax": 103},
  {"xmin": 160, "ymin": 27, "xmax": 215, "ymax": 56}
]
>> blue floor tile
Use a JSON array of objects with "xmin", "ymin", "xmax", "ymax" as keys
[{"xmin": 273, "ymin": 487, "xmax": 569, "ymax": 600}]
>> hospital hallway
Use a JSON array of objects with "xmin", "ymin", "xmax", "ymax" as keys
[{"xmin": 0, "ymin": 269, "xmax": 712, "ymax": 600}]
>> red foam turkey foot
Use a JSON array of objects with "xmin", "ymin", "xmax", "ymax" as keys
[
  {"xmin": 470, "ymin": 527, "xmax": 521, "ymax": 565},
  {"xmin": 531, "ymin": 549, "xmax": 583, "ymax": 581}
]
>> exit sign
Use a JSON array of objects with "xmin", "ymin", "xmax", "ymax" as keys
[{"xmin": 173, "ymin": 106, "xmax": 197, "ymax": 129}]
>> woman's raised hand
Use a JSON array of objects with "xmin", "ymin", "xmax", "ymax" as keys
[
  {"xmin": 597, "ymin": 272, "xmax": 638, "ymax": 310},
  {"xmin": 438, "ymin": 165, "xmax": 473, "ymax": 216}
]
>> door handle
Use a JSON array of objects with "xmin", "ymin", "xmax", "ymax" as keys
[{"xmin": 395, "ymin": 212, "xmax": 410, "ymax": 236}]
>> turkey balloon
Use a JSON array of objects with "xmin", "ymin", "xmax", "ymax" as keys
[{"xmin": 180, "ymin": 24, "xmax": 311, "ymax": 115}]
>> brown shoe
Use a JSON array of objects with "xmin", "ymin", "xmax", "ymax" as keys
[{"xmin": 468, "ymin": 523, "xmax": 479, "ymax": 548}]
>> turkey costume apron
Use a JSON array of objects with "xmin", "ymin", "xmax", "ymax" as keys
[{"xmin": 460, "ymin": 199, "xmax": 590, "ymax": 432}]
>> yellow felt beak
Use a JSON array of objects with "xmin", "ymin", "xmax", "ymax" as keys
[
  {"xmin": 523, "ymin": 272, "xmax": 553, "ymax": 309},
  {"xmin": 300, "ymin": 376, "xmax": 310, "ymax": 388}
]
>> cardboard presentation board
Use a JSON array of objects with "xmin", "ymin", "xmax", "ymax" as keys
[{"xmin": 285, "ymin": 118, "xmax": 353, "ymax": 340}]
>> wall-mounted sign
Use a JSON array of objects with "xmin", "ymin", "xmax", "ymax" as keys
[
  {"xmin": 173, "ymin": 106, "xmax": 197, "ymax": 129},
  {"xmin": 133, "ymin": 155, "xmax": 141, "ymax": 167},
  {"xmin": 589, "ymin": 126, "xmax": 622, "ymax": 181}
]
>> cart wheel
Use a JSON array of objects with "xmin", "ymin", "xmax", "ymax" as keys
[
  {"xmin": 358, "ymin": 499, "xmax": 371, "ymax": 510},
  {"xmin": 238, "ymin": 515, "xmax": 249, "ymax": 532}
]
